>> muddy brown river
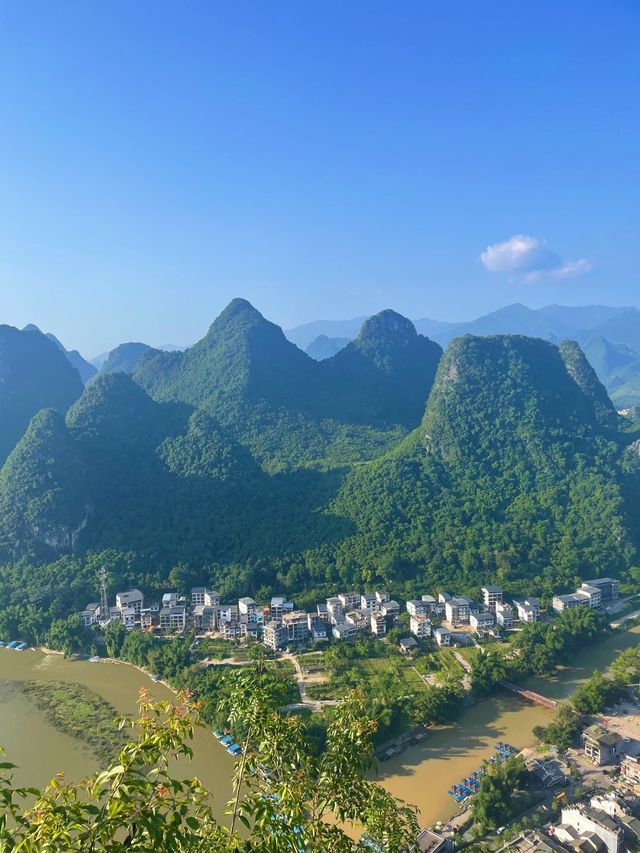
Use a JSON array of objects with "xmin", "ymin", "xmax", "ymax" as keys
[{"xmin": 1, "ymin": 623, "xmax": 639, "ymax": 828}]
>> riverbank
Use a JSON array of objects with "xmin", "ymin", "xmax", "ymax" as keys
[{"xmin": 375, "ymin": 621, "xmax": 640, "ymax": 827}]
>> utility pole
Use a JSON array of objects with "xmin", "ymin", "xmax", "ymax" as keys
[{"xmin": 98, "ymin": 567, "xmax": 109, "ymax": 622}]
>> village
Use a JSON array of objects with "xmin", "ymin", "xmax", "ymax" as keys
[
  {"xmin": 79, "ymin": 576, "xmax": 622, "ymax": 651},
  {"xmin": 75, "ymin": 576, "xmax": 640, "ymax": 852}
]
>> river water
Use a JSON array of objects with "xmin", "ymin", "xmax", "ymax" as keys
[
  {"xmin": 0, "ymin": 649, "xmax": 234, "ymax": 821},
  {"xmin": 374, "ymin": 623, "xmax": 640, "ymax": 825},
  {"xmin": 1, "ymin": 624, "xmax": 639, "ymax": 829}
]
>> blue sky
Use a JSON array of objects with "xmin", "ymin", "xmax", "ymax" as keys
[{"xmin": 1, "ymin": 1, "xmax": 639, "ymax": 355}]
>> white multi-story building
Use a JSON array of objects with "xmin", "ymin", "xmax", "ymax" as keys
[
  {"xmin": 406, "ymin": 599, "xmax": 431, "ymax": 618},
  {"xmin": 481, "ymin": 586, "xmax": 503, "ymax": 610},
  {"xmin": 557, "ymin": 804, "xmax": 623, "ymax": 853},
  {"xmin": 316, "ymin": 602, "xmax": 330, "ymax": 623},
  {"xmin": 191, "ymin": 587, "xmax": 209, "ymax": 607},
  {"xmin": 410, "ymin": 615, "xmax": 432, "ymax": 638},
  {"xmin": 204, "ymin": 590, "xmax": 220, "ymax": 607},
  {"xmin": 469, "ymin": 610, "xmax": 495, "ymax": 632},
  {"xmin": 263, "ymin": 621, "xmax": 287, "ymax": 651},
  {"xmin": 434, "ymin": 627, "xmax": 451, "ymax": 646},
  {"xmin": 81, "ymin": 602, "xmax": 101, "ymax": 626},
  {"xmin": 582, "ymin": 578, "xmax": 620, "ymax": 602},
  {"xmin": 238, "ymin": 597, "xmax": 257, "ymax": 618},
  {"xmin": 121, "ymin": 607, "xmax": 137, "ymax": 630},
  {"xmin": 282, "ymin": 611, "xmax": 309, "ymax": 645},
  {"xmin": 445, "ymin": 596, "xmax": 471, "ymax": 626},
  {"xmin": 215, "ymin": 604, "xmax": 238, "ymax": 625},
  {"xmin": 332, "ymin": 621, "xmax": 357, "ymax": 641},
  {"xmin": 115, "ymin": 589, "xmax": 144, "ymax": 614},
  {"xmin": 326, "ymin": 597, "xmax": 345, "ymax": 624},
  {"xmin": 495, "ymin": 602, "xmax": 514, "ymax": 629},
  {"xmin": 513, "ymin": 597, "xmax": 540, "ymax": 623},
  {"xmin": 345, "ymin": 609, "xmax": 369, "ymax": 631},
  {"xmin": 338, "ymin": 592, "xmax": 360, "ymax": 610},
  {"xmin": 381, "ymin": 600, "xmax": 400, "ymax": 619},
  {"xmin": 360, "ymin": 593, "xmax": 378, "ymax": 611},
  {"xmin": 162, "ymin": 592, "xmax": 179, "ymax": 608},
  {"xmin": 307, "ymin": 614, "xmax": 328, "ymax": 641},
  {"xmin": 370, "ymin": 611, "xmax": 387, "ymax": 636},
  {"xmin": 552, "ymin": 593, "xmax": 588, "ymax": 613},
  {"xmin": 270, "ymin": 596, "xmax": 294, "ymax": 621},
  {"xmin": 193, "ymin": 605, "xmax": 216, "ymax": 631},
  {"xmin": 159, "ymin": 605, "xmax": 187, "ymax": 632}
]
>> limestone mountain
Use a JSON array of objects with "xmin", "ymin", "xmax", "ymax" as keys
[
  {"xmin": 0, "ymin": 409, "xmax": 89, "ymax": 561},
  {"xmin": 329, "ymin": 335, "xmax": 638, "ymax": 595},
  {"xmin": 22, "ymin": 325, "xmax": 98, "ymax": 385},
  {"xmin": 0, "ymin": 325, "xmax": 84, "ymax": 464},
  {"xmin": 558, "ymin": 339, "xmax": 622, "ymax": 430},
  {"xmin": 134, "ymin": 299, "xmax": 442, "ymax": 468},
  {"xmin": 582, "ymin": 336, "xmax": 640, "ymax": 409},
  {"xmin": 321, "ymin": 310, "xmax": 442, "ymax": 427},
  {"xmin": 100, "ymin": 342, "xmax": 156, "ymax": 375},
  {"xmin": 305, "ymin": 335, "xmax": 350, "ymax": 360}
]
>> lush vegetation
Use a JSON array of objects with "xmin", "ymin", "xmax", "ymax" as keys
[
  {"xmin": 21, "ymin": 681, "xmax": 129, "ymax": 764},
  {"xmin": 0, "ymin": 324, "xmax": 83, "ymax": 465},
  {"xmin": 0, "ymin": 305, "xmax": 638, "ymax": 610},
  {"xmin": 0, "ymin": 680, "xmax": 419, "ymax": 851},
  {"xmin": 532, "ymin": 704, "xmax": 582, "ymax": 751},
  {"xmin": 570, "ymin": 668, "xmax": 626, "ymax": 714},
  {"xmin": 471, "ymin": 755, "xmax": 529, "ymax": 831}
]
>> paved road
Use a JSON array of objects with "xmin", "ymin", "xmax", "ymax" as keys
[{"xmin": 610, "ymin": 608, "xmax": 640, "ymax": 629}]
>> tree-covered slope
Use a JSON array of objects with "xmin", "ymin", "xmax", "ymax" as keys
[
  {"xmin": 0, "ymin": 371, "xmax": 347, "ymax": 567},
  {"xmin": 0, "ymin": 325, "xmax": 84, "ymax": 464},
  {"xmin": 100, "ymin": 342, "xmax": 157, "ymax": 375},
  {"xmin": 321, "ymin": 310, "xmax": 442, "ymax": 427},
  {"xmin": 23, "ymin": 325, "xmax": 98, "ymax": 385},
  {"xmin": 134, "ymin": 300, "xmax": 441, "ymax": 468},
  {"xmin": 0, "ymin": 409, "xmax": 89, "ymax": 561},
  {"xmin": 327, "ymin": 335, "xmax": 638, "ymax": 595}
]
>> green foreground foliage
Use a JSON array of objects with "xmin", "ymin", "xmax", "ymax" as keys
[{"xmin": 0, "ymin": 679, "xmax": 419, "ymax": 851}]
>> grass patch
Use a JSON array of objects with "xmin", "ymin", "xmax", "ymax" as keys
[{"xmin": 21, "ymin": 681, "xmax": 129, "ymax": 765}]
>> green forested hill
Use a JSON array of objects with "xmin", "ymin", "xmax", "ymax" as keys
[
  {"xmin": 0, "ymin": 372, "xmax": 350, "ymax": 567},
  {"xmin": 325, "ymin": 335, "xmax": 639, "ymax": 597},
  {"xmin": 0, "ymin": 316, "xmax": 638, "ymax": 601},
  {"xmin": 99, "ymin": 341, "xmax": 155, "ymax": 375},
  {"xmin": 0, "ymin": 325, "xmax": 84, "ymax": 464},
  {"xmin": 134, "ymin": 299, "xmax": 442, "ymax": 468},
  {"xmin": 0, "ymin": 409, "xmax": 89, "ymax": 561}
]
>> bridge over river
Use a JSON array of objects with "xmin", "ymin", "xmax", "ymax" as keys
[{"xmin": 499, "ymin": 680, "xmax": 558, "ymax": 710}]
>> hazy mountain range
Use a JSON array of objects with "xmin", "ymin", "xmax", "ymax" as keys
[{"xmin": 290, "ymin": 303, "xmax": 640, "ymax": 408}]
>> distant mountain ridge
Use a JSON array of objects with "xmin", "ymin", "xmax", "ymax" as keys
[
  {"xmin": 305, "ymin": 335, "xmax": 350, "ymax": 360},
  {"xmin": 287, "ymin": 303, "xmax": 640, "ymax": 407},
  {"xmin": 0, "ymin": 325, "xmax": 84, "ymax": 465},
  {"xmin": 22, "ymin": 324, "xmax": 97, "ymax": 384},
  {"xmin": 134, "ymin": 299, "xmax": 442, "ymax": 468}
]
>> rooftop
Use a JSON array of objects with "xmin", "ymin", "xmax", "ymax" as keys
[{"xmin": 583, "ymin": 724, "xmax": 622, "ymax": 747}]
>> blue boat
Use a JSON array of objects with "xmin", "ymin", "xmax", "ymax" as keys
[
  {"xmin": 16, "ymin": 643, "xmax": 28, "ymax": 651},
  {"xmin": 6, "ymin": 641, "xmax": 18, "ymax": 649}
]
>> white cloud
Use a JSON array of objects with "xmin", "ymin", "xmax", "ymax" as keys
[{"xmin": 480, "ymin": 235, "xmax": 591, "ymax": 283}]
